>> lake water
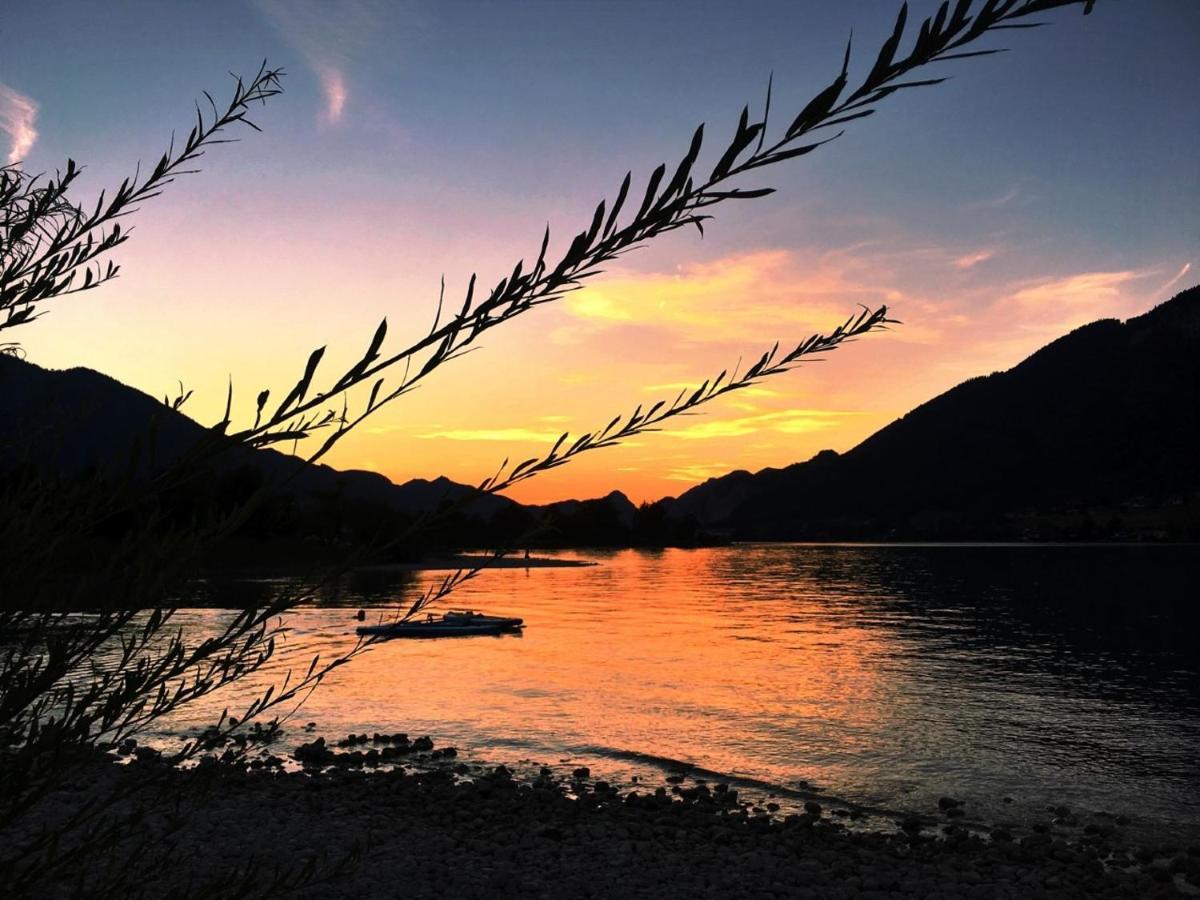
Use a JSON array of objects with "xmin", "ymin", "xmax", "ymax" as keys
[{"xmin": 159, "ymin": 544, "xmax": 1200, "ymax": 837}]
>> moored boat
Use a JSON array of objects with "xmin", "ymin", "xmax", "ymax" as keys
[{"xmin": 356, "ymin": 609, "xmax": 524, "ymax": 638}]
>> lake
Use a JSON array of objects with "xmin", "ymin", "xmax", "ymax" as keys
[{"xmin": 159, "ymin": 544, "xmax": 1200, "ymax": 838}]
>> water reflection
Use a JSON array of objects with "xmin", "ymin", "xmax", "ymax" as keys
[{"xmin": 159, "ymin": 545, "xmax": 1199, "ymax": 836}]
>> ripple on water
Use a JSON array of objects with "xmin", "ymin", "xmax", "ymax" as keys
[{"xmin": 152, "ymin": 544, "xmax": 1200, "ymax": 839}]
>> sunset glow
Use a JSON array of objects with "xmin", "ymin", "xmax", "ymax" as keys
[{"xmin": 2, "ymin": 0, "xmax": 1196, "ymax": 504}]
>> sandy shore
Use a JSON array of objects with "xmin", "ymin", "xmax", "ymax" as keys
[{"xmin": 8, "ymin": 737, "xmax": 1198, "ymax": 898}]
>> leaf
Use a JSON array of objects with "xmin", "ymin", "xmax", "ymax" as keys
[
  {"xmin": 786, "ymin": 72, "xmax": 847, "ymax": 138},
  {"xmin": 604, "ymin": 172, "xmax": 632, "ymax": 237},
  {"xmin": 658, "ymin": 123, "xmax": 705, "ymax": 206},
  {"xmin": 254, "ymin": 389, "xmax": 270, "ymax": 425},
  {"xmin": 935, "ymin": 48, "xmax": 1009, "ymax": 61},
  {"xmin": 364, "ymin": 318, "xmax": 387, "ymax": 362},
  {"xmin": 817, "ymin": 110, "xmax": 876, "ymax": 129},
  {"xmin": 635, "ymin": 163, "xmax": 667, "ymax": 221},
  {"xmin": 296, "ymin": 346, "xmax": 325, "ymax": 403},
  {"xmin": 585, "ymin": 199, "xmax": 606, "ymax": 244},
  {"xmin": 711, "ymin": 108, "xmax": 763, "ymax": 180},
  {"xmin": 745, "ymin": 133, "xmax": 841, "ymax": 171},
  {"xmin": 704, "ymin": 188, "xmax": 776, "ymax": 200},
  {"xmin": 864, "ymin": 2, "xmax": 908, "ymax": 89},
  {"xmin": 367, "ymin": 378, "xmax": 384, "ymax": 410}
]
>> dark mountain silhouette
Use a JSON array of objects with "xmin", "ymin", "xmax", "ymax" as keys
[
  {"xmin": 662, "ymin": 285, "xmax": 1200, "ymax": 540},
  {"xmin": 5, "ymin": 285, "xmax": 1197, "ymax": 548},
  {"xmin": 0, "ymin": 355, "xmax": 651, "ymax": 554},
  {"xmin": 0, "ymin": 354, "xmax": 521, "ymax": 520}
]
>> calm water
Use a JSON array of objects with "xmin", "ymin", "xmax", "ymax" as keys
[{"xmin": 158, "ymin": 545, "xmax": 1200, "ymax": 835}]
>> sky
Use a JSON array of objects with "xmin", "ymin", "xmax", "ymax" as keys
[{"xmin": 1, "ymin": 0, "xmax": 1197, "ymax": 504}]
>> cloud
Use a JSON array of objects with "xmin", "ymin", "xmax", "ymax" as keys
[
  {"xmin": 954, "ymin": 249, "xmax": 995, "ymax": 269},
  {"xmin": 255, "ymin": 0, "xmax": 387, "ymax": 126},
  {"xmin": 316, "ymin": 64, "xmax": 347, "ymax": 124},
  {"xmin": 1159, "ymin": 262, "xmax": 1193, "ymax": 296},
  {"xmin": 663, "ymin": 409, "xmax": 854, "ymax": 441},
  {"xmin": 665, "ymin": 462, "xmax": 740, "ymax": 483},
  {"xmin": 562, "ymin": 249, "xmax": 886, "ymax": 344},
  {"xmin": 969, "ymin": 185, "xmax": 1027, "ymax": 209},
  {"xmin": 1008, "ymin": 270, "xmax": 1142, "ymax": 310},
  {"xmin": 642, "ymin": 382, "xmax": 780, "ymax": 398},
  {"xmin": 417, "ymin": 427, "xmax": 561, "ymax": 443},
  {"xmin": 0, "ymin": 84, "xmax": 38, "ymax": 164}
]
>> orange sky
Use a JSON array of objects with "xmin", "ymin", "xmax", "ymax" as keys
[
  {"xmin": 17, "ymin": 205, "xmax": 1189, "ymax": 504},
  {"xmin": 5, "ymin": 1, "xmax": 1197, "ymax": 505}
]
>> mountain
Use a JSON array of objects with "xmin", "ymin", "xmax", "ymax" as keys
[
  {"xmin": 0, "ymin": 354, "xmax": 646, "ymax": 551},
  {"xmin": 0, "ymin": 353, "xmax": 523, "ymax": 520},
  {"xmin": 7, "ymin": 285, "xmax": 1197, "ymax": 548},
  {"xmin": 663, "ymin": 286, "xmax": 1200, "ymax": 541}
]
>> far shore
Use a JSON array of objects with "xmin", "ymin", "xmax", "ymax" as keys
[{"xmin": 355, "ymin": 555, "xmax": 598, "ymax": 573}]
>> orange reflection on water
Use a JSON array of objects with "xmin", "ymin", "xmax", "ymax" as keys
[{"xmin": 170, "ymin": 548, "xmax": 908, "ymax": 795}]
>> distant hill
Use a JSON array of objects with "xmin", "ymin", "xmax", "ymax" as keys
[
  {"xmin": 0, "ymin": 354, "xmax": 522, "ymax": 520},
  {"xmin": 0, "ymin": 354, "xmax": 647, "ymax": 553},
  {"xmin": 7, "ymin": 285, "xmax": 1197, "ymax": 547},
  {"xmin": 661, "ymin": 285, "xmax": 1200, "ymax": 541}
]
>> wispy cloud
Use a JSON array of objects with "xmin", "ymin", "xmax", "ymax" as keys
[
  {"xmin": 255, "ymin": 0, "xmax": 386, "ymax": 127},
  {"xmin": 561, "ymin": 249, "xmax": 885, "ymax": 344},
  {"xmin": 665, "ymin": 462, "xmax": 740, "ymax": 483},
  {"xmin": 316, "ymin": 64, "xmax": 347, "ymax": 124},
  {"xmin": 969, "ymin": 184, "xmax": 1027, "ymax": 210},
  {"xmin": 0, "ymin": 84, "xmax": 38, "ymax": 164},
  {"xmin": 664, "ymin": 409, "xmax": 854, "ymax": 441},
  {"xmin": 954, "ymin": 249, "xmax": 995, "ymax": 269},
  {"xmin": 1159, "ymin": 262, "xmax": 1193, "ymax": 296},
  {"xmin": 416, "ymin": 427, "xmax": 561, "ymax": 443},
  {"xmin": 1009, "ymin": 270, "xmax": 1142, "ymax": 310}
]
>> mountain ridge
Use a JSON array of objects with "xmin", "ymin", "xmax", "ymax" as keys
[
  {"xmin": 663, "ymin": 285, "xmax": 1200, "ymax": 540},
  {"xmin": 4, "ymin": 284, "xmax": 1197, "ymax": 545}
]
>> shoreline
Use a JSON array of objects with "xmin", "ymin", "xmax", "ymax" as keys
[{"xmin": 11, "ymin": 738, "xmax": 1197, "ymax": 898}]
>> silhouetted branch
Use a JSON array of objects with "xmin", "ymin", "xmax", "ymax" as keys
[
  {"xmin": 227, "ymin": 0, "xmax": 1096, "ymax": 461},
  {"xmin": 0, "ymin": 62, "xmax": 282, "ymax": 334}
]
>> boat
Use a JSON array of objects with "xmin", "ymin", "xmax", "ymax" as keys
[{"xmin": 356, "ymin": 609, "xmax": 524, "ymax": 638}]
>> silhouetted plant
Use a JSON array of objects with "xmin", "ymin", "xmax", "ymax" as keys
[
  {"xmin": 0, "ymin": 62, "xmax": 282, "ymax": 335},
  {"xmin": 0, "ymin": 1, "xmax": 1105, "ymax": 892}
]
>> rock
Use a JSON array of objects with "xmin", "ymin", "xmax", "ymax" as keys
[
  {"xmin": 665, "ymin": 775, "xmax": 684, "ymax": 784},
  {"xmin": 412, "ymin": 736, "xmax": 434, "ymax": 752},
  {"xmin": 937, "ymin": 797, "xmax": 961, "ymax": 810},
  {"xmin": 572, "ymin": 767, "xmax": 590, "ymax": 780},
  {"xmin": 898, "ymin": 816, "xmax": 922, "ymax": 833},
  {"xmin": 803, "ymin": 801, "xmax": 822, "ymax": 817}
]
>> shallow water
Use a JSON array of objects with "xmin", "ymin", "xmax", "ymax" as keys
[{"xmin": 156, "ymin": 545, "xmax": 1200, "ymax": 835}]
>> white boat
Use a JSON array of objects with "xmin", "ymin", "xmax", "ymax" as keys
[{"xmin": 356, "ymin": 609, "xmax": 524, "ymax": 638}]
